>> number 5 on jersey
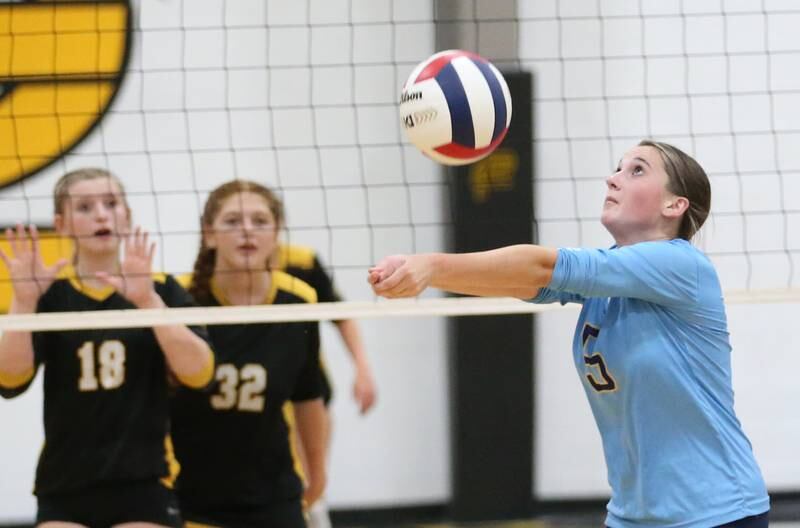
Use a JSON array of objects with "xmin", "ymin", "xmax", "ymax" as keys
[
  {"xmin": 581, "ymin": 324, "xmax": 617, "ymax": 393},
  {"xmin": 211, "ymin": 364, "xmax": 267, "ymax": 412},
  {"xmin": 77, "ymin": 340, "xmax": 126, "ymax": 391}
]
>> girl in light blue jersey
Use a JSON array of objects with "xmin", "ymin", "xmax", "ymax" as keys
[{"xmin": 368, "ymin": 140, "xmax": 769, "ymax": 528}]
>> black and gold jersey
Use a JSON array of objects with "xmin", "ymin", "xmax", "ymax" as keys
[
  {"xmin": 0, "ymin": 273, "xmax": 211, "ymax": 497},
  {"xmin": 275, "ymin": 244, "xmax": 341, "ymax": 303},
  {"xmin": 170, "ymin": 270, "xmax": 323, "ymax": 510}
]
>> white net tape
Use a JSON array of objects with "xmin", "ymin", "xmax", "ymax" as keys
[{"xmin": 3, "ymin": 288, "xmax": 799, "ymax": 332}]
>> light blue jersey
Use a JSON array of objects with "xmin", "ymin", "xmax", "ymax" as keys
[{"xmin": 532, "ymin": 239, "xmax": 768, "ymax": 528}]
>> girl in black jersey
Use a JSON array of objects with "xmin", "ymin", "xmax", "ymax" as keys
[
  {"xmin": 171, "ymin": 180, "xmax": 327, "ymax": 528},
  {"xmin": 0, "ymin": 168, "xmax": 215, "ymax": 528}
]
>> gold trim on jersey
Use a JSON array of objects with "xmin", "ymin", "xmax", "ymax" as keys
[
  {"xmin": 65, "ymin": 268, "xmax": 169, "ymax": 302},
  {"xmin": 275, "ymin": 244, "xmax": 316, "ymax": 271},
  {"xmin": 283, "ymin": 402, "xmax": 307, "ymax": 483},
  {"xmin": 68, "ymin": 276, "xmax": 115, "ymax": 302},
  {"xmin": 209, "ymin": 270, "xmax": 317, "ymax": 307},
  {"xmin": 160, "ymin": 434, "xmax": 180, "ymax": 489},
  {"xmin": 318, "ymin": 352, "xmax": 331, "ymax": 384},
  {"xmin": 273, "ymin": 270, "xmax": 317, "ymax": 304},
  {"xmin": 176, "ymin": 272, "xmax": 192, "ymax": 289},
  {"xmin": 0, "ymin": 366, "xmax": 34, "ymax": 389}
]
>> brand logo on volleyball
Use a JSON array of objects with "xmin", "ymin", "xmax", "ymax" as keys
[
  {"xmin": 402, "ymin": 109, "xmax": 438, "ymax": 129},
  {"xmin": 400, "ymin": 91, "xmax": 422, "ymax": 103}
]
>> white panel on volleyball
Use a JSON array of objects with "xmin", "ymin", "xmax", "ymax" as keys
[
  {"xmin": 489, "ymin": 61, "xmax": 513, "ymax": 128},
  {"xmin": 450, "ymin": 56, "xmax": 496, "ymax": 148},
  {"xmin": 401, "ymin": 78, "xmax": 453, "ymax": 155}
]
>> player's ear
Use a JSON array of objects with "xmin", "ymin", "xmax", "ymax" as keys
[
  {"xmin": 203, "ymin": 225, "xmax": 216, "ymax": 249},
  {"xmin": 53, "ymin": 214, "xmax": 65, "ymax": 234},
  {"xmin": 663, "ymin": 195, "xmax": 689, "ymax": 219}
]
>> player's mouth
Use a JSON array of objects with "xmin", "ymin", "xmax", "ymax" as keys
[
  {"xmin": 237, "ymin": 243, "xmax": 258, "ymax": 252},
  {"xmin": 94, "ymin": 228, "xmax": 113, "ymax": 237}
]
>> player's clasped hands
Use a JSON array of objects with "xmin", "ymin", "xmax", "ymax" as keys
[
  {"xmin": 0, "ymin": 224, "xmax": 68, "ymax": 309},
  {"xmin": 368, "ymin": 254, "xmax": 433, "ymax": 298}
]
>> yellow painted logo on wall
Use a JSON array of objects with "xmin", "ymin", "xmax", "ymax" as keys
[
  {"xmin": 0, "ymin": 0, "xmax": 131, "ymax": 189},
  {"xmin": 469, "ymin": 149, "xmax": 519, "ymax": 203}
]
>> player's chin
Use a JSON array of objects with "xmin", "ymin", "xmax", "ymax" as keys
[
  {"xmin": 80, "ymin": 238, "xmax": 120, "ymax": 255},
  {"xmin": 599, "ymin": 212, "xmax": 617, "ymax": 233},
  {"xmin": 232, "ymin": 252, "xmax": 269, "ymax": 271}
]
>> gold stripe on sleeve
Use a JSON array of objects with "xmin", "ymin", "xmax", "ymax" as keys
[
  {"xmin": 159, "ymin": 434, "xmax": 181, "ymax": 489},
  {"xmin": 283, "ymin": 402, "xmax": 307, "ymax": 483},
  {"xmin": 174, "ymin": 346, "xmax": 215, "ymax": 389},
  {"xmin": 0, "ymin": 367, "xmax": 34, "ymax": 389}
]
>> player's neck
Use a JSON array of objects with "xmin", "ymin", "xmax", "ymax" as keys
[
  {"xmin": 213, "ymin": 269, "xmax": 271, "ymax": 306},
  {"xmin": 612, "ymin": 226, "xmax": 673, "ymax": 247},
  {"xmin": 74, "ymin": 252, "xmax": 120, "ymax": 289}
]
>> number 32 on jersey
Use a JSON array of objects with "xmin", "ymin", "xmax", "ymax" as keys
[{"xmin": 211, "ymin": 364, "xmax": 267, "ymax": 412}]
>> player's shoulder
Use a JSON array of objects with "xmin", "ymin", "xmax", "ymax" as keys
[
  {"xmin": 272, "ymin": 270, "xmax": 317, "ymax": 304},
  {"xmin": 175, "ymin": 272, "xmax": 193, "ymax": 289},
  {"xmin": 618, "ymin": 239, "xmax": 702, "ymax": 264},
  {"xmin": 276, "ymin": 244, "xmax": 317, "ymax": 271},
  {"xmin": 152, "ymin": 272, "xmax": 186, "ymax": 290}
]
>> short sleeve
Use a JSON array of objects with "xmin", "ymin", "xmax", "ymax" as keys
[
  {"xmin": 0, "ymin": 361, "xmax": 39, "ymax": 398},
  {"xmin": 290, "ymin": 322, "xmax": 324, "ymax": 402},
  {"xmin": 307, "ymin": 257, "xmax": 342, "ymax": 304}
]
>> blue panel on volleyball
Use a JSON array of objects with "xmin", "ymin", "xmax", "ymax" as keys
[
  {"xmin": 436, "ymin": 62, "xmax": 475, "ymax": 148},
  {"xmin": 472, "ymin": 59, "xmax": 507, "ymax": 144}
]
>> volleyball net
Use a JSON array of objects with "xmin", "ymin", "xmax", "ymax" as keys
[
  {"xmin": 2, "ymin": 0, "xmax": 800, "ymax": 327},
  {"xmin": 3, "ymin": 1, "xmax": 800, "ymax": 521}
]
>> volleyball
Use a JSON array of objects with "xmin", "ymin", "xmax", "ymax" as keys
[{"xmin": 399, "ymin": 50, "xmax": 512, "ymax": 166}]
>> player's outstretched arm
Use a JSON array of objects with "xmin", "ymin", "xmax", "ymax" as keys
[
  {"xmin": 96, "ymin": 227, "xmax": 214, "ymax": 388},
  {"xmin": 0, "ymin": 225, "xmax": 67, "ymax": 388},
  {"xmin": 368, "ymin": 244, "xmax": 558, "ymax": 299}
]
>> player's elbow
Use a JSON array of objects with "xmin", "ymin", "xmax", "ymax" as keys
[
  {"xmin": 173, "ymin": 346, "xmax": 215, "ymax": 389},
  {"xmin": 512, "ymin": 285, "xmax": 541, "ymax": 299}
]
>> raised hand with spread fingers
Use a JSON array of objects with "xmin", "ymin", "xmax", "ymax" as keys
[
  {"xmin": 0, "ymin": 224, "xmax": 68, "ymax": 312},
  {"xmin": 95, "ymin": 226, "xmax": 160, "ymax": 309}
]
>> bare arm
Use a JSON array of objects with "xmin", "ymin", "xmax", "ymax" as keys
[
  {"xmin": 0, "ymin": 298, "xmax": 37, "ymax": 388},
  {"xmin": 294, "ymin": 398, "xmax": 328, "ymax": 508},
  {"xmin": 369, "ymin": 244, "xmax": 558, "ymax": 299},
  {"xmin": 333, "ymin": 318, "xmax": 376, "ymax": 414},
  {"xmin": 137, "ymin": 294, "xmax": 214, "ymax": 389},
  {"xmin": 97, "ymin": 227, "xmax": 214, "ymax": 389},
  {"xmin": 0, "ymin": 225, "xmax": 67, "ymax": 388}
]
